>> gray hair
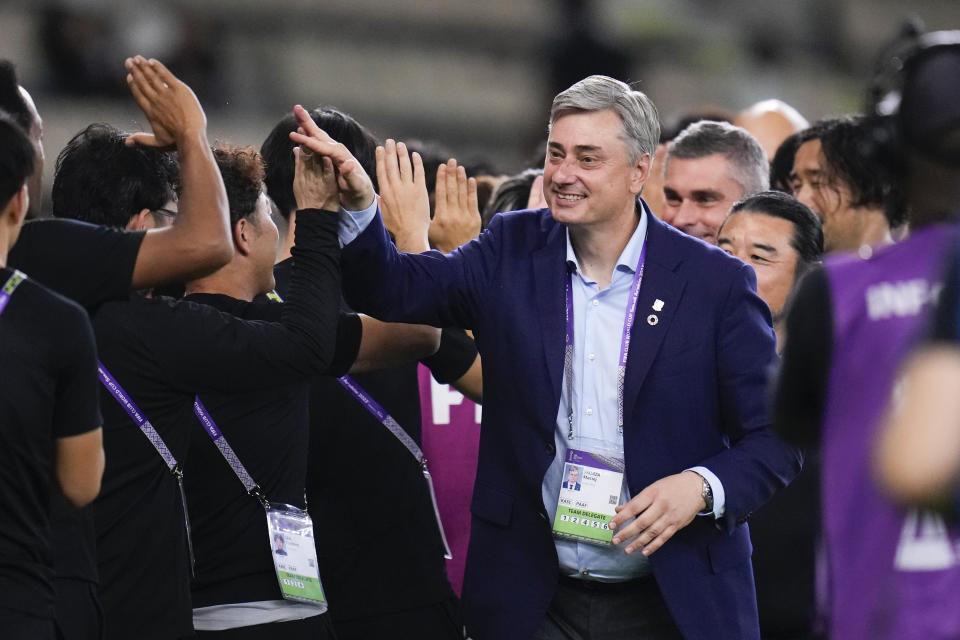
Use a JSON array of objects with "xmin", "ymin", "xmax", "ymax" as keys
[
  {"xmin": 549, "ymin": 75, "xmax": 660, "ymax": 164},
  {"xmin": 666, "ymin": 121, "xmax": 769, "ymax": 195}
]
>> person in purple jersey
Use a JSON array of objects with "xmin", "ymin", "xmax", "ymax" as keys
[{"xmin": 775, "ymin": 30, "xmax": 960, "ymax": 640}]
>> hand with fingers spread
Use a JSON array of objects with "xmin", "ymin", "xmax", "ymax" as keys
[
  {"xmin": 608, "ymin": 470, "xmax": 705, "ymax": 557},
  {"xmin": 526, "ymin": 174, "xmax": 548, "ymax": 210},
  {"xmin": 124, "ymin": 56, "xmax": 207, "ymax": 149},
  {"xmin": 375, "ymin": 139, "xmax": 430, "ymax": 253},
  {"xmin": 294, "ymin": 147, "xmax": 341, "ymax": 212},
  {"xmin": 429, "ymin": 159, "xmax": 481, "ymax": 253},
  {"xmin": 289, "ymin": 105, "xmax": 375, "ymax": 212}
]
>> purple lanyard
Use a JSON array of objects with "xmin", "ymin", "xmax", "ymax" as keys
[
  {"xmin": 192, "ymin": 397, "xmax": 266, "ymax": 505},
  {"xmin": 564, "ymin": 240, "xmax": 647, "ymax": 439},
  {"xmin": 97, "ymin": 362, "xmax": 196, "ymax": 575},
  {"xmin": 0, "ymin": 269, "xmax": 27, "ymax": 316},
  {"xmin": 265, "ymin": 289, "xmax": 452, "ymax": 559},
  {"xmin": 337, "ymin": 375, "xmax": 453, "ymax": 560}
]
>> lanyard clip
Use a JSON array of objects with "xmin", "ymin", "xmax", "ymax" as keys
[
  {"xmin": 248, "ymin": 485, "xmax": 269, "ymax": 508},
  {"xmin": 172, "ymin": 463, "xmax": 184, "ymax": 480}
]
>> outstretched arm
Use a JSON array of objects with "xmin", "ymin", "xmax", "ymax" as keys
[{"xmin": 124, "ymin": 56, "xmax": 233, "ymax": 289}]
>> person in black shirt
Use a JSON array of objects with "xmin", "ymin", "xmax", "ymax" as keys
[
  {"xmin": 89, "ymin": 124, "xmax": 343, "ymax": 639},
  {"xmin": 263, "ymin": 108, "xmax": 475, "ymax": 639},
  {"xmin": 0, "ymin": 113, "xmax": 104, "ymax": 639},
  {"xmin": 2, "ymin": 56, "xmax": 234, "ymax": 640},
  {"xmin": 182, "ymin": 143, "xmax": 353, "ymax": 638}
]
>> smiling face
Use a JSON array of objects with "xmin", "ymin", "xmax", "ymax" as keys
[
  {"xmin": 790, "ymin": 138, "xmax": 857, "ymax": 252},
  {"xmin": 544, "ymin": 109, "xmax": 648, "ymax": 232},
  {"xmin": 717, "ymin": 210, "xmax": 800, "ymax": 320},
  {"xmin": 662, "ymin": 153, "xmax": 746, "ymax": 245}
]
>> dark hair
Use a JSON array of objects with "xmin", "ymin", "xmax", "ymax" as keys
[
  {"xmin": 52, "ymin": 123, "xmax": 179, "ymax": 227},
  {"xmin": 213, "ymin": 144, "xmax": 265, "ymax": 226},
  {"xmin": 482, "ymin": 168, "xmax": 542, "ymax": 230},
  {"xmin": 729, "ymin": 190, "xmax": 824, "ymax": 278},
  {"xmin": 403, "ymin": 139, "xmax": 450, "ymax": 202},
  {"xmin": 799, "ymin": 117, "xmax": 908, "ymax": 227},
  {"xmin": 0, "ymin": 111, "xmax": 35, "ymax": 207},
  {"xmin": 0, "ymin": 61, "xmax": 33, "ymax": 133},
  {"xmin": 770, "ymin": 130, "xmax": 806, "ymax": 193},
  {"xmin": 261, "ymin": 107, "xmax": 377, "ymax": 220}
]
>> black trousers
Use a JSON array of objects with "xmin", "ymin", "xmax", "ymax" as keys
[
  {"xmin": 530, "ymin": 575, "xmax": 684, "ymax": 640},
  {"xmin": 333, "ymin": 597, "xmax": 463, "ymax": 640}
]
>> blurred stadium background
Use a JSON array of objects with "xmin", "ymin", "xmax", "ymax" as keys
[{"xmin": 0, "ymin": 0, "xmax": 955, "ymax": 216}]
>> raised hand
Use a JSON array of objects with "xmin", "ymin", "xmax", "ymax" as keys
[
  {"xmin": 124, "ymin": 56, "xmax": 206, "ymax": 149},
  {"xmin": 526, "ymin": 174, "xmax": 548, "ymax": 210},
  {"xmin": 429, "ymin": 158, "xmax": 481, "ymax": 253},
  {"xmin": 289, "ymin": 105, "xmax": 375, "ymax": 212},
  {"xmin": 294, "ymin": 148, "xmax": 341, "ymax": 212},
  {"xmin": 376, "ymin": 139, "xmax": 430, "ymax": 253}
]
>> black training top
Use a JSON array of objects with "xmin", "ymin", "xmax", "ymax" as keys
[
  {"xmin": 274, "ymin": 258, "xmax": 456, "ymax": 621},
  {"xmin": 91, "ymin": 210, "xmax": 341, "ymax": 640},
  {"xmin": 773, "ymin": 267, "xmax": 834, "ymax": 448},
  {"xmin": 8, "ymin": 219, "xmax": 144, "ymax": 589},
  {"xmin": 0, "ymin": 268, "xmax": 101, "ymax": 622},
  {"xmin": 184, "ymin": 293, "xmax": 360, "ymax": 608},
  {"xmin": 9, "ymin": 218, "xmax": 145, "ymax": 312}
]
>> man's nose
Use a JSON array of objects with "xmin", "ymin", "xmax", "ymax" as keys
[{"xmin": 671, "ymin": 201, "xmax": 699, "ymax": 229}]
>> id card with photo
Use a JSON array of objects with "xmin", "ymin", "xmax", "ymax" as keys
[
  {"xmin": 266, "ymin": 505, "xmax": 327, "ymax": 609},
  {"xmin": 552, "ymin": 448, "xmax": 625, "ymax": 547}
]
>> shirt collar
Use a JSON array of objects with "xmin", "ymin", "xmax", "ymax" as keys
[{"xmin": 565, "ymin": 201, "xmax": 649, "ymax": 281}]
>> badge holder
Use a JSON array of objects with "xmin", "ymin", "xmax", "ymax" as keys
[
  {"xmin": 552, "ymin": 442, "xmax": 625, "ymax": 547},
  {"xmin": 264, "ymin": 500, "xmax": 327, "ymax": 608},
  {"xmin": 193, "ymin": 398, "xmax": 327, "ymax": 610}
]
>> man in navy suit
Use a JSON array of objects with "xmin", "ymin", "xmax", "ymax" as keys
[{"xmin": 290, "ymin": 76, "xmax": 801, "ymax": 640}]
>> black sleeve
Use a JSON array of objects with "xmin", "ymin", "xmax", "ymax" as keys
[
  {"xmin": 328, "ymin": 313, "xmax": 363, "ymax": 377},
  {"xmin": 230, "ymin": 298, "xmax": 361, "ymax": 377},
  {"xmin": 421, "ymin": 327, "xmax": 478, "ymax": 383},
  {"xmin": 773, "ymin": 267, "xmax": 833, "ymax": 448},
  {"xmin": 110, "ymin": 209, "xmax": 343, "ymax": 393},
  {"xmin": 52, "ymin": 300, "xmax": 102, "ymax": 438},
  {"xmin": 930, "ymin": 247, "xmax": 960, "ymax": 342},
  {"xmin": 9, "ymin": 219, "xmax": 144, "ymax": 312}
]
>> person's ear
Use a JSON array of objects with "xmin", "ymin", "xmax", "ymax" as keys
[
  {"xmin": 127, "ymin": 208, "xmax": 154, "ymax": 231},
  {"xmin": 11, "ymin": 184, "xmax": 29, "ymax": 226},
  {"xmin": 234, "ymin": 218, "xmax": 252, "ymax": 256},
  {"xmin": 630, "ymin": 152, "xmax": 651, "ymax": 195}
]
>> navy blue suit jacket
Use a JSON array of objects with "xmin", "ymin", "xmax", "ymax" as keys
[{"xmin": 341, "ymin": 206, "xmax": 801, "ymax": 640}]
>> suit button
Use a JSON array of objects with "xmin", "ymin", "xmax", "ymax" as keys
[{"xmin": 545, "ymin": 443, "xmax": 556, "ymax": 456}]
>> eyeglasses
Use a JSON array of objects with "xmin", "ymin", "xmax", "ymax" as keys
[{"xmin": 151, "ymin": 208, "xmax": 178, "ymax": 219}]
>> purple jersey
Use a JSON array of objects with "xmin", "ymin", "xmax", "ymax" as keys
[{"xmin": 823, "ymin": 225, "xmax": 960, "ymax": 639}]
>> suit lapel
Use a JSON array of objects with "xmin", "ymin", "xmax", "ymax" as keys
[
  {"xmin": 622, "ymin": 216, "xmax": 687, "ymax": 426},
  {"xmin": 533, "ymin": 221, "xmax": 568, "ymax": 420}
]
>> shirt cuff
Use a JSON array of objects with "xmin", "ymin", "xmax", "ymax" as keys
[
  {"xmin": 338, "ymin": 198, "xmax": 379, "ymax": 246},
  {"xmin": 687, "ymin": 466, "xmax": 726, "ymax": 519}
]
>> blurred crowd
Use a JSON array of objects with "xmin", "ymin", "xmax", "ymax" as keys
[{"xmin": 1, "ymin": 17, "xmax": 959, "ymax": 640}]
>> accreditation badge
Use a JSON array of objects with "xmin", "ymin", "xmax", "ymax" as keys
[
  {"xmin": 266, "ymin": 505, "xmax": 327, "ymax": 609},
  {"xmin": 552, "ymin": 448, "xmax": 625, "ymax": 547}
]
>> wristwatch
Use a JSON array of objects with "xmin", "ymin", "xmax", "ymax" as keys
[{"xmin": 700, "ymin": 475, "xmax": 714, "ymax": 513}]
